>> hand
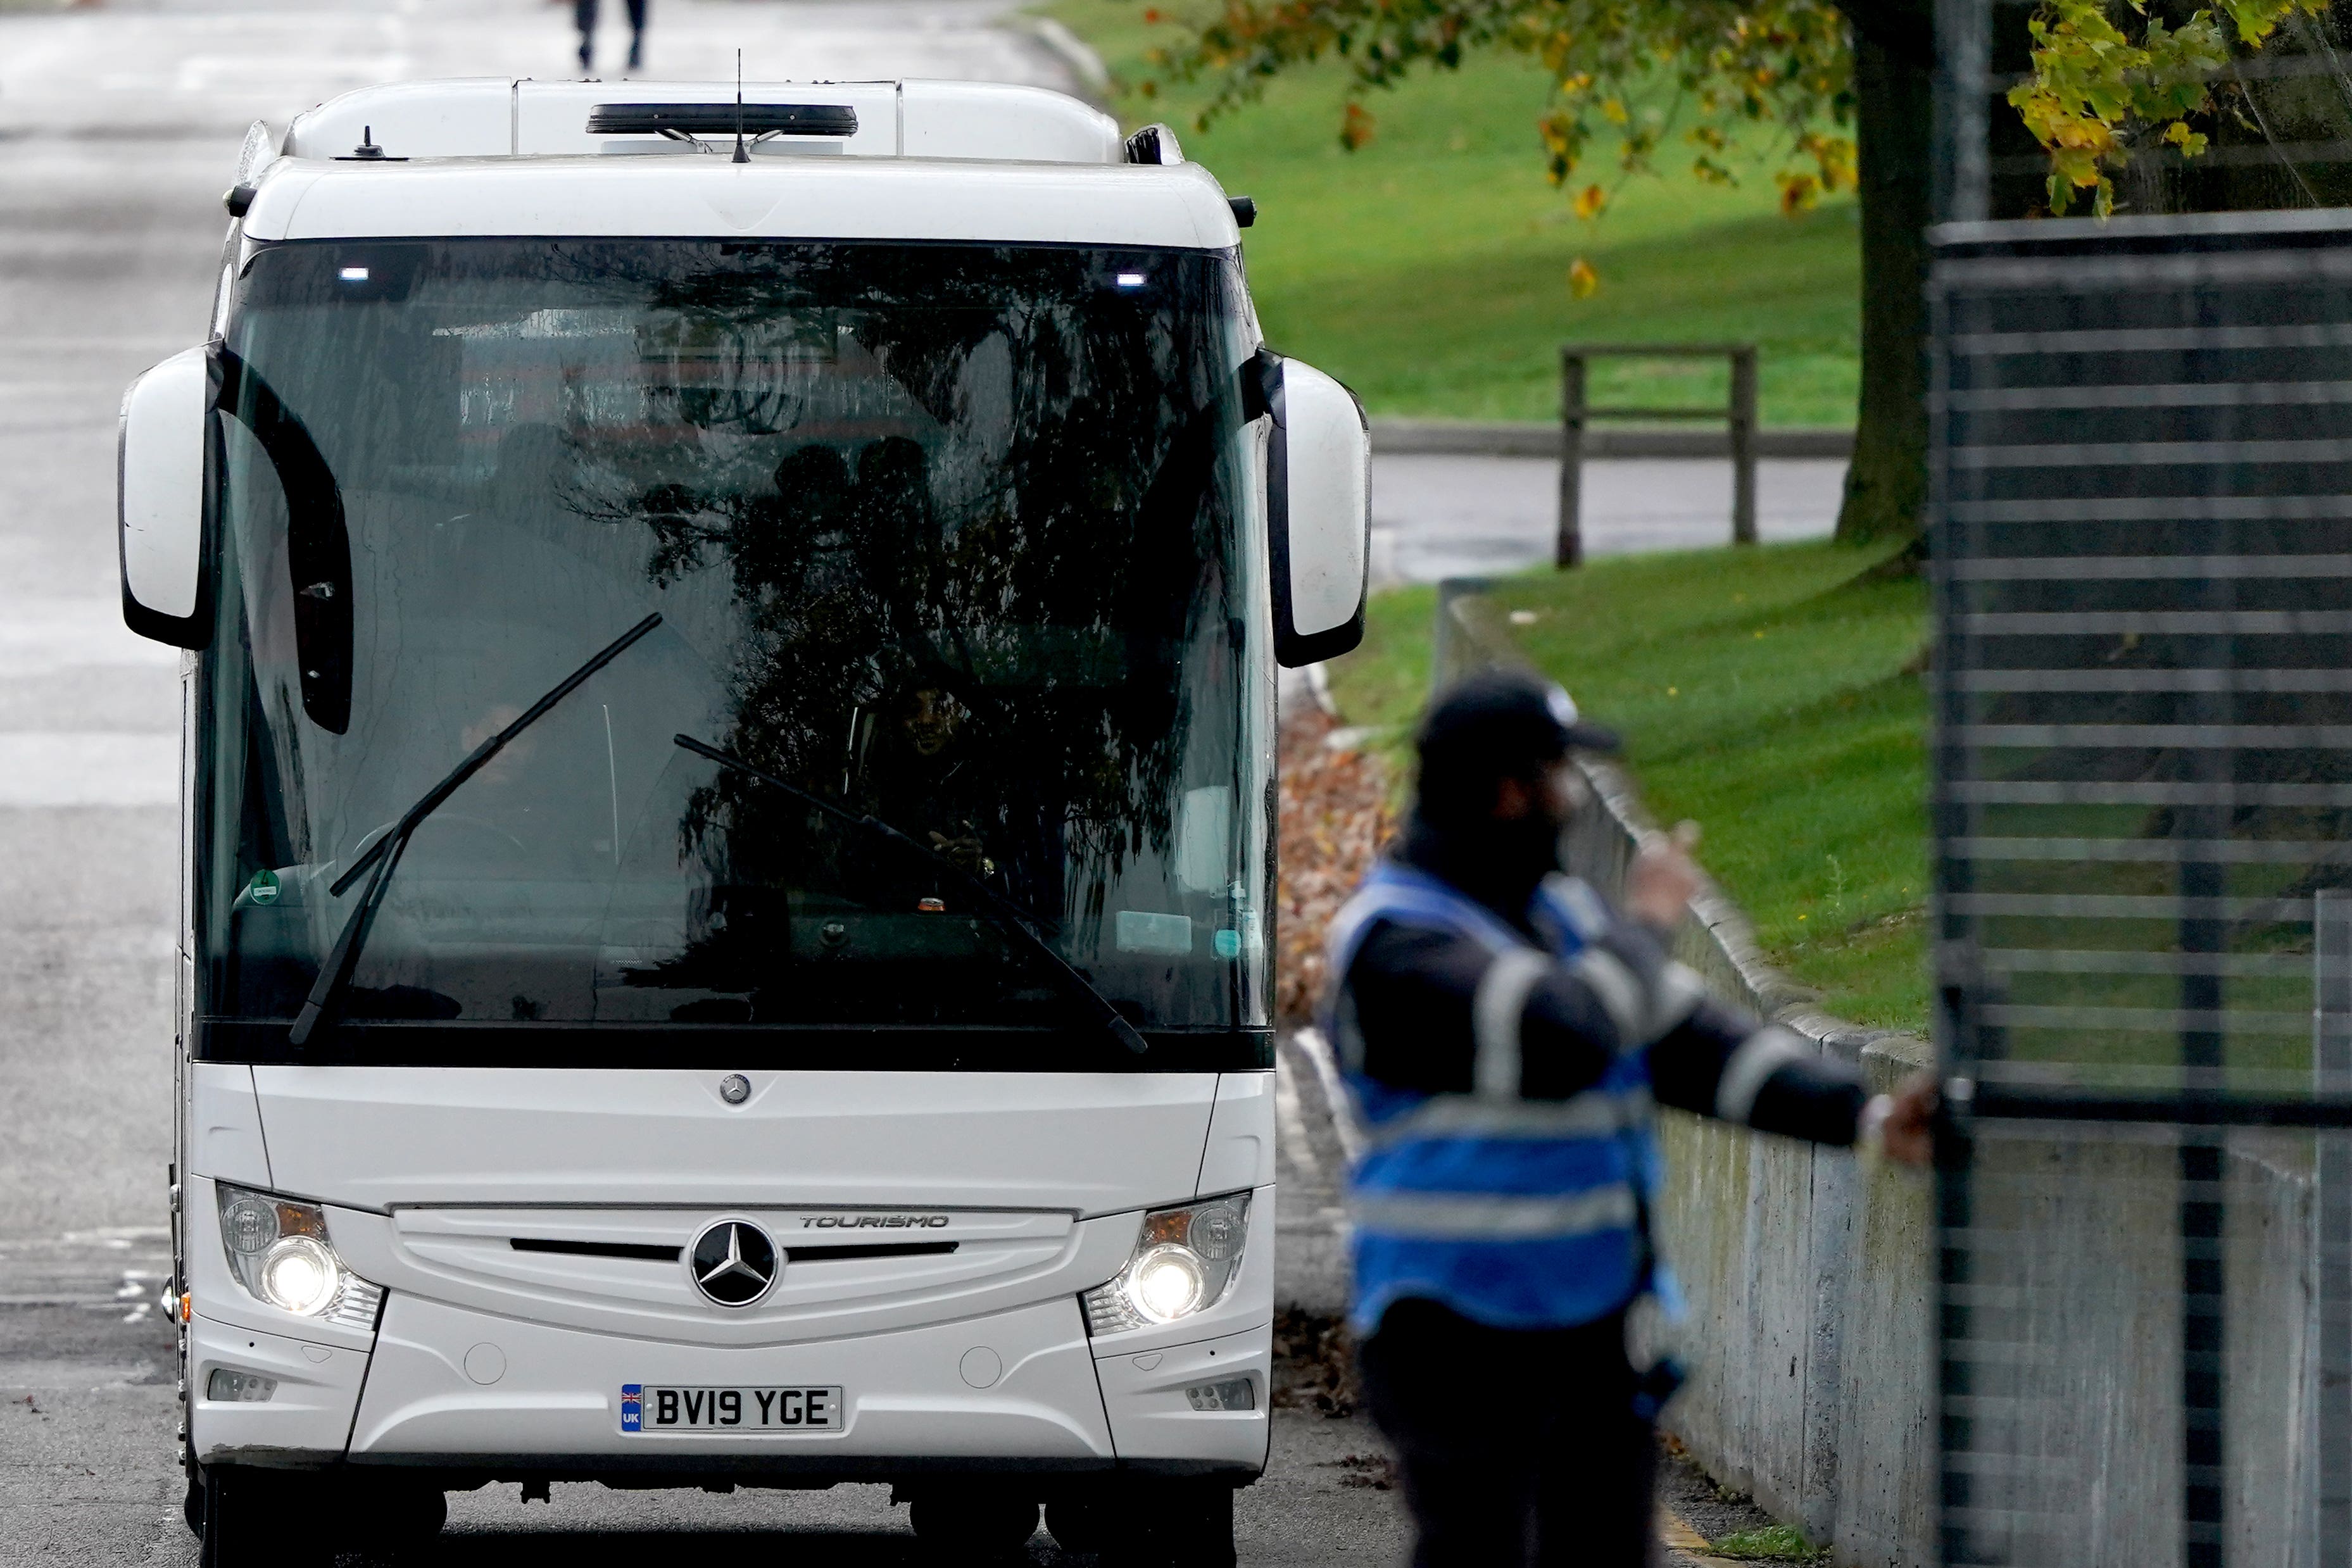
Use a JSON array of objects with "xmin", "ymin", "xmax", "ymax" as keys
[
  {"xmin": 929, "ymin": 829, "xmax": 989, "ymax": 877},
  {"xmin": 1626, "ymin": 820, "xmax": 1702, "ymax": 931},
  {"xmin": 1865, "ymin": 1071, "xmax": 1938, "ymax": 1167}
]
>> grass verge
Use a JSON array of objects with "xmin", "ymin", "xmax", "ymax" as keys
[
  {"xmin": 1710, "ymin": 1524, "xmax": 1829, "ymax": 1561},
  {"xmin": 1320, "ymin": 542, "xmax": 1929, "ymax": 1032},
  {"xmin": 1035, "ymin": 0, "xmax": 1861, "ymax": 427}
]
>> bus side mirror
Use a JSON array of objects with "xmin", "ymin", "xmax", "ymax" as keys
[
  {"xmin": 1261, "ymin": 355, "xmax": 1369, "ymax": 668},
  {"xmin": 118, "ymin": 347, "xmax": 215, "ymax": 650}
]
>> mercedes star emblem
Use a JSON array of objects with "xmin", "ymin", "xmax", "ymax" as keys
[
  {"xmin": 719, "ymin": 1073, "xmax": 751, "ymax": 1105},
  {"xmin": 688, "ymin": 1220, "xmax": 778, "ymax": 1308}
]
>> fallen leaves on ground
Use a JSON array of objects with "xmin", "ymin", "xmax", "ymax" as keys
[
  {"xmin": 1277, "ymin": 705, "xmax": 1394, "ymax": 1026},
  {"xmin": 1270, "ymin": 1304, "xmax": 1364, "ymax": 1417}
]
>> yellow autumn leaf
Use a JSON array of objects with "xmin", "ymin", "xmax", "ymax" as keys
[
  {"xmin": 1776, "ymin": 171, "xmax": 1821, "ymax": 215},
  {"xmin": 1567, "ymin": 258, "xmax": 1599, "ymax": 298},
  {"xmin": 1572, "ymin": 183, "xmax": 1607, "ymax": 219}
]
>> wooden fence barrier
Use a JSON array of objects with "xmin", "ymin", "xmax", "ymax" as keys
[{"xmin": 1557, "ymin": 342, "xmax": 1758, "ymax": 567}]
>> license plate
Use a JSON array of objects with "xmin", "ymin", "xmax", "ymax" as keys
[{"xmin": 619, "ymin": 1384, "xmax": 844, "ymax": 1434}]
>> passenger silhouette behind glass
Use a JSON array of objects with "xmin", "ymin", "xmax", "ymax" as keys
[
  {"xmin": 745, "ymin": 444, "xmax": 853, "ymax": 583},
  {"xmin": 846, "ymin": 436, "xmax": 934, "ymax": 606}
]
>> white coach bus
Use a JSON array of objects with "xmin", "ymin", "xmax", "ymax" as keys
[{"xmin": 116, "ymin": 77, "xmax": 1369, "ymax": 1566}]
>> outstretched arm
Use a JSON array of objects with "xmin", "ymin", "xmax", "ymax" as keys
[
  {"xmin": 1629, "ymin": 831, "xmax": 1935, "ymax": 1162},
  {"xmin": 1346, "ymin": 840, "xmax": 1934, "ymax": 1165}
]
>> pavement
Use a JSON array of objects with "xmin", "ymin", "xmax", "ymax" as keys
[
  {"xmin": 0, "ymin": 1, "xmax": 1818, "ymax": 1559},
  {"xmin": 1369, "ymin": 453, "xmax": 1845, "ymax": 585},
  {"xmin": 0, "ymin": 1, "xmax": 1395, "ymax": 1562}
]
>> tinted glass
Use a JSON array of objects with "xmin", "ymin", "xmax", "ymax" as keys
[{"xmin": 199, "ymin": 239, "xmax": 1273, "ymax": 1063}]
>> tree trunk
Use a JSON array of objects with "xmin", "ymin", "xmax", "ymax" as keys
[{"xmin": 1835, "ymin": 30, "xmax": 1935, "ymax": 546}]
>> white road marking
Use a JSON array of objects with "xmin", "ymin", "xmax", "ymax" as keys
[
  {"xmin": 1274, "ymin": 1045, "xmax": 1325, "ymax": 1187},
  {"xmin": 0, "ymin": 734, "xmax": 177, "ymax": 808},
  {"xmin": 172, "ymin": 56, "xmax": 415, "ymax": 94},
  {"xmin": 0, "ymin": 599, "xmax": 182, "ymax": 805},
  {"xmin": 0, "ymin": 600, "xmax": 180, "ymax": 676},
  {"xmin": 1292, "ymin": 1027, "xmax": 1368, "ymax": 1165},
  {"xmin": 0, "ymin": 1233, "xmax": 174, "ymax": 1310},
  {"xmin": 0, "ymin": 339, "xmax": 202, "ymax": 356}
]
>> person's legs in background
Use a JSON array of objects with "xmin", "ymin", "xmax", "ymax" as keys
[
  {"xmin": 574, "ymin": 0, "xmax": 598, "ymax": 72},
  {"xmin": 1362, "ymin": 1301, "xmax": 1540, "ymax": 1566},
  {"xmin": 1529, "ymin": 1339, "xmax": 1657, "ymax": 1568},
  {"xmin": 1362, "ymin": 1299, "xmax": 1660, "ymax": 1568},
  {"xmin": 625, "ymin": 0, "xmax": 648, "ymax": 70}
]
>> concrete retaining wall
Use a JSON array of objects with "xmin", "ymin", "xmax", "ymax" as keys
[
  {"xmin": 1573, "ymin": 734, "xmax": 1940, "ymax": 1565},
  {"xmin": 1426, "ymin": 588, "xmax": 2326, "ymax": 1567}
]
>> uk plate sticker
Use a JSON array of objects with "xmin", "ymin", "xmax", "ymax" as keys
[{"xmin": 620, "ymin": 1384, "xmax": 643, "ymax": 1433}]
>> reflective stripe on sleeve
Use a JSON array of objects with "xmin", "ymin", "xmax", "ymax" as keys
[
  {"xmin": 1713, "ymin": 1024, "xmax": 1811, "ymax": 1126},
  {"xmin": 1471, "ymin": 948, "xmax": 1551, "ymax": 1100},
  {"xmin": 1350, "ymin": 1182, "xmax": 1640, "ymax": 1241},
  {"xmin": 1539, "ymin": 874, "xmax": 1614, "ymax": 943},
  {"xmin": 1573, "ymin": 946, "xmax": 1649, "ymax": 1047},
  {"xmin": 1369, "ymin": 1087, "xmax": 1653, "ymax": 1145},
  {"xmin": 1651, "ymin": 962, "xmax": 1707, "ymax": 1041}
]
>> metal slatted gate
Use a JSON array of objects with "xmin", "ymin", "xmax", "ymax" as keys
[{"xmin": 1930, "ymin": 214, "xmax": 2352, "ymax": 1568}]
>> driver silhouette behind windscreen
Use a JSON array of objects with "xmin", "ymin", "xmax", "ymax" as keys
[
  {"xmin": 858, "ymin": 684, "xmax": 991, "ymax": 874},
  {"xmin": 853, "ymin": 681, "xmax": 1064, "ymax": 918}
]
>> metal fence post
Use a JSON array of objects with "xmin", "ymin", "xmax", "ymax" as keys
[
  {"xmin": 2320, "ymin": 890, "xmax": 2352, "ymax": 1567},
  {"xmin": 1557, "ymin": 349, "xmax": 1586, "ymax": 568},
  {"xmin": 1730, "ymin": 345, "xmax": 1758, "ymax": 546}
]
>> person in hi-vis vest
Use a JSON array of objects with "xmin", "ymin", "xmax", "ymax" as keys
[{"xmin": 1323, "ymin": 669, "xmax": 1934, "ymax": 1568}]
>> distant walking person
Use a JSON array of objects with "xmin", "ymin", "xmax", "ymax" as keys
[
  {"xmin": 575, "ymin": 0, "xmax": 648, "ymax": 73},
  {"xmin": 1323, "ymin": 669, "xmax": 1935, "ymax": 1567}
]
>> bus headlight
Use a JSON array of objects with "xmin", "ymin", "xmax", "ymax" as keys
[
  {"xmin": 214, "ymin": 1183, "xmax": 383, "ymax": 1327},
  {"xmin": 1081, "ymin": 1192, "xmax": 1251, "ymax": 1334},
  {"xmin": 1129, "ymin": 1246, "xmax": 1207, "ymax": 1320},
  {"xmin": 257, "ymin": 1234, "xmax": 339, "ymax": 1315}
]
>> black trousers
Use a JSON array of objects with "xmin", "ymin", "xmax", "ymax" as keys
[
  {"xmin": 575, "ymin": 0, "xmax": 648, "ymax": 40},
  {"xmin": 1359, "ymin": 1300, "xmax": 1657, "ymax": 1568}
]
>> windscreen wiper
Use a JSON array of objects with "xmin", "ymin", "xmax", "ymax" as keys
[
  {"xmin": 286, "ymin": 613, "xmax": 665, "ymax": 1048},
  {"xmin": 672, "ymin": 732, "xmax": 1149, "ymax": 1057}
]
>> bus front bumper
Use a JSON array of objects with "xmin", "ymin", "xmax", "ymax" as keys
[{"xmin": 188, "ymin": 1290, "xmax": 1270, "ymax": 1483}]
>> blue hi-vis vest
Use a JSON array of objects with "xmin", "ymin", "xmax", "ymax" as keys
[{"xmin": 1323, "ymin": 861, "xmax": 1669, "ymax": 1334}]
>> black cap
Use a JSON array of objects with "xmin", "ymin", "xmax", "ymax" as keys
[{"xmin": 1414, "ymin": 669, "xmax": 1618, "ymax": 824}]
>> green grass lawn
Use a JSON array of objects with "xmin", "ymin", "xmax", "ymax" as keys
[
  {"xmin": 1322, "ymin": 544, "xmax": 1930, "ymax": 1032},
  {"xmin": 1038, "ymin": 0, "xmax": 1862, "ymax": 427}
]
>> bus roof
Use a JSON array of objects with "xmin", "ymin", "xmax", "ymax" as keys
[
  {"xmin": 241, "ymin": 154, "xmax": 1243, "ymax": 250},
  {"xmin": 236, "ymin": 79, "xmax": 1238, "ymax": 250},
  {"xmin": 284, "ymin": 78, "xmax": 1123, "ymax": 165}
]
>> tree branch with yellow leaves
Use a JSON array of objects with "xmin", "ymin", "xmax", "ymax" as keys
[{"xmin": 2003, "ymin": 0, "xmax": 2324, "ymax": 216}]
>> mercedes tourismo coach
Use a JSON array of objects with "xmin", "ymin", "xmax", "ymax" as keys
[{"xmin": 118, "ymin": 77, "xmax": 1369, "ymax": 1565}]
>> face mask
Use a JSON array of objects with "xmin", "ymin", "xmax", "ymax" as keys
[
  {"xmin": 1492, "ymin": 805, "xmax": 1566, "ymax": 877},
  {"xmin": 1415, "ymin": 796, "xmax": 1561, "ymax": 911}
]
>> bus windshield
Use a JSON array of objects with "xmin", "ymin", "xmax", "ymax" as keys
[{"xmin": 198, "ymin": 238, "xmax": 1273, "ymax": 1068}]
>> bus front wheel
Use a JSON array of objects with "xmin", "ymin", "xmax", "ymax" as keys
[
  {"xmin": 197, "ymin": 1467, "xmax": 443, "ymax": 1565},
  {"xmin": 196, "ymin": 1468, "xmax": 280, "ymax": 1568},
  {"xmin": 909, "ymin": 1492, "xmax": 1042, "ymax": 1557},
  {"xmin": 1053, "ymin": 1481, "xmax": 1236, "ymax": 1567}
]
